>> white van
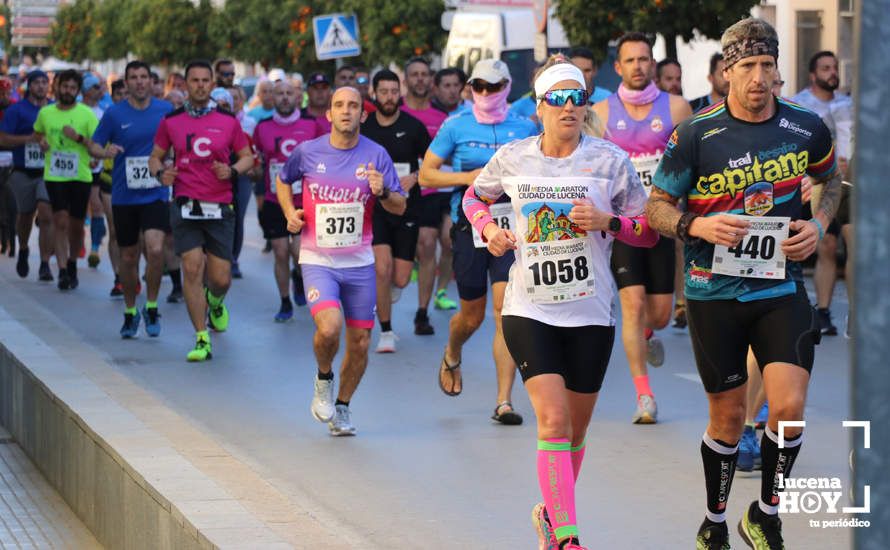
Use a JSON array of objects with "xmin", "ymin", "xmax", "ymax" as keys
[{"xmin": 442, "ymin": 8, "xmax": 569, "ymax": 102}]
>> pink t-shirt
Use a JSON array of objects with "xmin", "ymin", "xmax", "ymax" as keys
[
  {"xmin": 154, "ymin": 109, "xmax": 249, "ymax": 203},
  {"xmin": 253, "ymin": 117, "xmax": 320, "ymax": 206},
  {"xmin": 400, "ymin": 105, "xmax": 447, "ymax": 138}
]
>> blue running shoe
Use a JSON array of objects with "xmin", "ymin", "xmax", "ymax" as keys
[
  {"xmin": 120, "ymin": 311, "xmax": 140, "ymax": 339},
  {"xmin": 755, "ymin": 402, "xmax": 769, "ymax": 430},
  {"xmin": 737, "ymin": 425, "xmax": 762, "ymax": 472},
  {"xmin": 275, "ymin": 303, "xmax": 294, "ymax": 323},
  {"xmin": 142, "ymin": 306, "xmax": 161, "ymax": 337}
]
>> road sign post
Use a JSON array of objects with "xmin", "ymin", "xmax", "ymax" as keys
[{"xmin": 312, "ymin": 13, "xmax": 361, "ymax": 61}]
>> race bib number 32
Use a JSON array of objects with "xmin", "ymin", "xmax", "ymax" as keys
[
  {"xmin": 316, "ymin": 202, "xmax": 363, "ymax": 248},
  {"xmin": 711, "ymin": 215, "xmax": 790, "ymax": 279},
  {"xmin": 125, "ymin": 156, "xmax": 159, "ymax": 189}
]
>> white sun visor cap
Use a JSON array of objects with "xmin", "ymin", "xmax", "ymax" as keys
[
  {"xmin": 534, "ymin": 63, "xmax": 586, "ymax": 103},
  {"xmin": 469, "ymin": 59, "xmax": 511, "ymax": 84}
]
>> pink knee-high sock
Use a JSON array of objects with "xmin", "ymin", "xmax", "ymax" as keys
[
  {"xmin": 537, "ymin": 439, "xmax": 579, "ymax": 542},
  {"xmin": 571, "ymin": 440, "xmax": 586, "ymax": 482}
]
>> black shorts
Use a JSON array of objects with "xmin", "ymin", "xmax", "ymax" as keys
[
  {"xmin": 836, "ymin": 184, "xmax": 851, "ymax": 227},
  {"xmin": 610, "ymin": 236, "xmax": 676, "ymax": 293},
  {"xmin": 686, "ymin": 284, "xmax": 820, "ymax": 393},
  {"xmin": 169, "ymin": 201, "xmax": 236, "ymax": 261},
  {"xmin": 92, "ymin": 171, "xmax": 112, "ymax": 194},
  {"xmin": 253, "ymin": 180, "xmax": 265, "ymax": 197},
  {"xmin": 260, "ymin": 201, "xmax": 298, "ymax": 240},
  {"xmin": 418, "ymin": 192, "xmax": 451, "ymax": 228},
  {"xmin": 503, "ymin": 316, "xmax": 615, "ymax": 394},
  {"xmin": 112, "ymin": 201, "xmax": 171, "ymax": 247},
  {"xmin": 371, "ymin": 204, "xmax": 419, "ymax": 262},
  {"xmin": 451, "ymin": 224, "xmax": 513, "ymax": 301},
  {"xmin": 45, "ymin": 180, "xmax": 91, "ymax": 219}
]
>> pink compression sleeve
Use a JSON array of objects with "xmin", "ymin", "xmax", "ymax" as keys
[
  {"xmin": 612, "ymin": 215, "xmax": 660, "ymax": 248},
  {"xmin": 462, "ymin": 184, "xmax": 494, "ymax": 241}
]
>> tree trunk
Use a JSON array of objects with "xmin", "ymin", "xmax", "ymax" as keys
[{"xmin": 664, "ymin": 32, "xmax": 678, "ymax": 61}]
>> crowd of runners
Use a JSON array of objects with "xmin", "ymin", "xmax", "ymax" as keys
[{"xmin": 0, "ymin": 15, "xmax": 855, "ymax": 550}]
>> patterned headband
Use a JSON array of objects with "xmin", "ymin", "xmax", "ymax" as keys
[{"xmin": 723, "ymin": 37, "xmax": 779, "ymax": 68}]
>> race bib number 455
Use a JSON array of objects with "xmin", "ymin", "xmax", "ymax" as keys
[
  {"xmin": 49, "ymin": 151, "xmax": 79, "ymax": 178},
  {"xmin": 316, "ymin": 202, "xmax": 363, "ymax": 248},
  {"xmin": 711, "ymin": 215, "xmax": 790, "ymax": 279}
]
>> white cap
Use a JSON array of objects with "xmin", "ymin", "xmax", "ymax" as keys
[
  {"xmin": 268, "ymin": 68, "xmax": 287, "ymax": 83},
  {"xmin": 469, "ymin": 59, "xmax": 511, "ymax": 84}
]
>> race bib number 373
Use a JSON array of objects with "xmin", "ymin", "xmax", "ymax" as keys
[
  {"xmin": 316, "ymin": 202, "xmax": 363, "ymax": 248},
  {"xmin": 711, "ymin": 215, "xmax": 790, "ymax": 279}
]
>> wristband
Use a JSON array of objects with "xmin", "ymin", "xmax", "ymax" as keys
[
  {"xmin": 676, "ymin": 211, "xmax": 700, "ymax": 244},
  {"xmin": 229, "ymin": 165, "xmax": 240, "ymax": 178},
  {"xmin": 377, "ymin": 186, "xmax": 390, "ymax": 200},
  {"xmin": 810, "ymin": 218, "xmax": 824, "ymax": 240}
]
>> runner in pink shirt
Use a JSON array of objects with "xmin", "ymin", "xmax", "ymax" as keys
[
  {"xmin": 253, "ymin": 79, "xmax": 321, "ymax": 321},
  {"xmin": 277, "ymin": 87, "xmax": 406, "ymax": 436},
  {"xmin": 149, "ymin": 60, "xmax": 253, "ymax": 362}
]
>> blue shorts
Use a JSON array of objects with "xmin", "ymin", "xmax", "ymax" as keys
[
  {"xmin": 451, "ymin": 224, "xmax": 514, "ymax": 301},
  {"xmin": 301, "ymin": 264, "xmax": 376, "ymax": 329}
]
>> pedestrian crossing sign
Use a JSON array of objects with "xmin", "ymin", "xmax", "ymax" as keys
[{"xmin": 313, "ymin": 13, "xmax": 361, "ymax": 61}]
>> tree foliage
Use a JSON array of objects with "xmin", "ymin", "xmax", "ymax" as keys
[
  {"xmin": 555, "ymin": 0, "xmax": 760, "ymax": 60},
  {"xmin": 90, "ymin": 0, "xmax": 133, "ymax": 61},
  {"xmin": 50, "ymin": 0, "xmax": 97, "ymax": 62},
  {"xmin": 338, "ymin": 0, "xmax": 446, "ymax": 67},
  {"xmin": 127, "ymin": 0, "xmax": 220, "ymax": 65}
]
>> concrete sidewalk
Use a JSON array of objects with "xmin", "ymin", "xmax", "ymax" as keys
[{"xmin": 0, "ymin": 425, "xmax": 101, "ymax": 549}]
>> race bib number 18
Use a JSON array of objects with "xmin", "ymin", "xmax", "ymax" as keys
[
  {"xmin": 711, "ymin": 215, "xmax": 790, "ymax": 279},
  {"xmin": 316, "ymin": 202, "xmax": 363, "ymax": 248},
  {"xmin": 473, "ymin": 203, "xmax": 515, "ymax": 249}
]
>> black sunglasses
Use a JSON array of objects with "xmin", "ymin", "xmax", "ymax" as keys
[{"xmin": 470, "ymin": 80, "xmax": 507, "ymax": 93}]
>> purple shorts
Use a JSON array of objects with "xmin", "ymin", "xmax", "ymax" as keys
[{"xmin": 301, "ymin": 264, "xmax": 376, "ymax": 329}]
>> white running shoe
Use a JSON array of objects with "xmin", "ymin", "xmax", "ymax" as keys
[
  {"xmin": 329, "ymin": 404, "xmax": 356, "ymax": 436},
  {"xmin": 390, "ymin": 284, "xmax": 403, "ymax": 304},
  {"xmin": 311, "ymin": 377, "xmax": 335, "ymax": 423},
  {"xmin": 632, "ymin": 394, "xmax": 658, "ymax": 424},
  {"xmin": 375, "ymin": 330, "xmax": 398, "ymax": 353},
  {"xmin": 646, "ymin": 335, "xmax": 665, "ymax": 367}
]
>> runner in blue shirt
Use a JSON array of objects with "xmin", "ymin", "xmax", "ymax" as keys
[
  {"xmin": 419, "ymin": 58, "xmax": 537, "ymax": 425},
  {"xmin": 88, "ymin": 60, "xmax": 173, "ymax": 339}
]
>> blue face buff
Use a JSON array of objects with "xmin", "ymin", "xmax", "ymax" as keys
[{"xmin": 539, "ymin": 88, "xmax": 588, "ymax": 107}]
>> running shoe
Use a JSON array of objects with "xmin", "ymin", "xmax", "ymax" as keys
[
  {"xmin": 672, "ymin": 303, "xmax": 687, "ymax": 329},
  {"xmin": 632, "ymin": 394, "xmax": 658, "ymax": 424},
  {"xmin": 186, "ymin": 334, "xmax": 212, "ymax": 362},
  {"xmin": 58, "ymin": 269, "xmax": 71, "ymax": 291},
  {"xmin": 434, "ymin": 289, "xmax": 458, "ymax": 310},
  {"xmin": 206, "ymin": 289, "xmax": 229, "ymax": 332},
  {"xmin": 414, "ymin": 310, "xmax": 434, "ymax": 336},
  {"xmin": 311, "ymin": 377, "xmax": 336, "ymax": 423},
  {"xmin": 142, "ymin": 306, "xmax": 161, "ymax": 337},
  {"xmin": 166, "ymin": 288, "xmax": 183, "ymax": 303},
  {"xmin": 737, "ymin": 425, "xmax": 762, "ymax": 472},
  {"xmin": 291, "ymin": 268, "xmax": 306, "ymax": 306},
  {"xmin": 38, "ymin": 262, "xmax": 53, "ymax": 282},
  {"xmin": 390, "ymin": 284, "xmax": 403, "ymax": 304},
  {"xmin": 646, "ymin": 334, "xmax": 665, "ymax": 367},
  {"xmin": 561, "ymin": 543, "xmax": 588, "ymax": 550},
  {"xmin": 88, "ymin": 251, "xmax": 100, "ymax": 268},
  {"xmin": 738, "ymin": 501, "xmax": 784, "ymax": 550},
  {"xmin": 68, "ymin": 270, "xmax": 79, "ymax": 290},
  {"xmin": 231, "ymin": 262, "xmax": 243, "ymax": 279},
  {"xmin": 274, "ymin": 303, "xmax": 294, "ymax": 323},
  {"xmin": 375, "ymin": 330, "xmax": 398, "ymax": 353},
  {"xmin": 120, "ymin": 312, "xmax": 140, "ymax": 339},
  {"xmin": 16, "ymin": 247, "xmax": 29, "ymax": 278},
  {"xmin": 531, "ymin": 503, "xmax": 558, "ymax": 550},
  {"xmin": 110, "ymin": 281, "xmax": 124, "ymax": 298},
  {"xmin": 816, "ymin": 308, "xmax": 837, "ymax": 336},
  {"xmin": 754, "ymin": 402, "xmax": 769, "ymax": 430},
  {"xmin": 696, "ymin": 518, "xmax": 731, "ymax": 550},
  {"xmin": 328, "ymin": 404, "xmax": 356, "ymax": 436}
]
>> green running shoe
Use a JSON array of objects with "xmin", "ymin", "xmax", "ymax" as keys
[
  {"xmin": 433, "ymin": 289, "xmax": 457, "ymax": 310},
  {"xmin": 696, "ymin": 518, "xmax": 731, "ymax": 550},
  {"xmin": 738, "ymin": 501, "xmax": 784, "ymax": 549},
  {"xmin": 206, "ymin": 288, "xmax": 229, "ymax": 332},
  {"xmin": 187, "ymin": 333, "xmax": 212, "ymax": 362}
]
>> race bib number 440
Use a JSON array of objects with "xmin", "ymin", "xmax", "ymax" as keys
[
  {"xmin": 473, "ymin": 203, "xmax": 515, "ymax": 249},
  {"xmin": 712, "ymin": 215, "xmax": 790, "ymax": 279},
  {"xmin": 316, "ymin": 202, "xmax": 363, "ymax": 248}
]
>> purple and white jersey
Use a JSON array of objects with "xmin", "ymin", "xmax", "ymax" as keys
[
  {"xmin": 279, "ymin": 135, "xmax": 403, "ymax": 268},
  {"xmin": 604, "ymin": 91, "xmax": 673, "ymax": 194}
]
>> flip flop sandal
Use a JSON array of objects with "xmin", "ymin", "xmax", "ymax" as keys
[
  {"xmin": 438, "ymin": 354, "xmax": 462, "ymax": 396},
  {"xmin": 492, "ymin": 401, "xmax": 523, "ymax": 425}
]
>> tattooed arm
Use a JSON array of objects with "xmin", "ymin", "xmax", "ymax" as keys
[
  {"xmin": 645, "ymin": 188, "xmax": 684, "ymax": 238},
  {"xmin": 810, "ymin": 170, "xmax": 843, "ymax": 227}
]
